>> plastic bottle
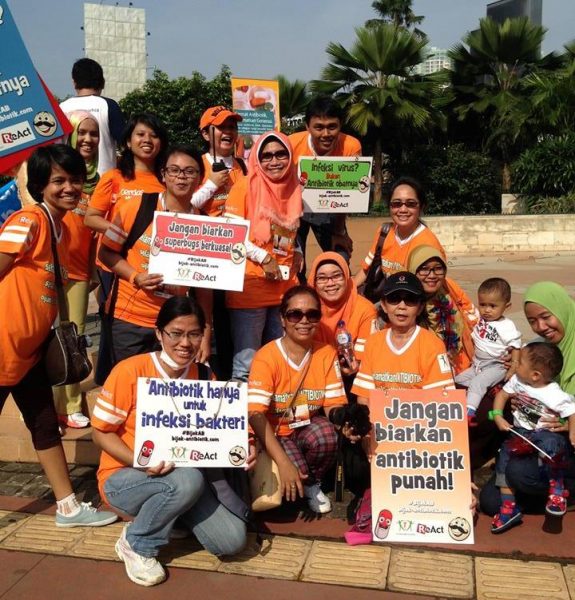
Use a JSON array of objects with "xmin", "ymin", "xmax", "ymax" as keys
[{"xmin": 335, "ymin": 320, "xmax": 355, "ymax": 369}]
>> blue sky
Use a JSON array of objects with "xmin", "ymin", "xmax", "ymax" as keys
[{"xmin": 9, "ymin": 0, "xmax": 575, "ymax": 98}]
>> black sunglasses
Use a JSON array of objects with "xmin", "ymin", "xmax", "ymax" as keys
[
  {"xmin": 284, "ymin": 309, "xmax": 322, "ymax": 324},
  {"xmin": 384, "ymin": 292, "xmax": 422, "ymax": 307}
]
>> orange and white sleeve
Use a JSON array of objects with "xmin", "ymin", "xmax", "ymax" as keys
[
  {"xmin": 421, "ymin": 336, "xmax": 456, "ymax": 390},
  {"xmin": 91, "ymin": 363, "xmax": 133, "ymax": 432},
  {"xmin": 247, "ymin": 348, "xmax": 275, "ymax": 414},
  {"xmin": 0, "ymin": 211, "xmax": 39, "ymax": 257},
  {"xmin": 351, "ymin": 338, "xmax": 376, "ymax": 396},
  {"xmin": 323, "ymin": 350, "xmax": 347, "ymax": 408}
]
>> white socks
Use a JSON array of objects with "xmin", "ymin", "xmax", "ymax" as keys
[{"xmin": 56, "ymin": 493, "xmax": 81, "ymax": 516}]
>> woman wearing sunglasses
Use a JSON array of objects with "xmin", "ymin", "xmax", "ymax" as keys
[
  {"xmin": 353, "ymin": 177, "xmax": 445, "ymax": 290},
  {"xmin": 407, "ymin": 245, "xmax": 478, "ymax": 376},
  {"xmin": 224, "ymin": 131, "xmax": 303, "ymax": 381},
  {"xmin": 248, "ymin": 285, "xmax": 353, "ymax": 514},
  {"xmin": 92, "ymin": 296, "xmax": 252, "ymax": 587},
  {"xmin": 352, "ymin": 271, "xmax": 455, "ymax": 404}
]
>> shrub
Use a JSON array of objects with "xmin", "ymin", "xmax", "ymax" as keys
[
  {"xmin": 392, "ymin": 144, "xmax": 501, "ymax": 215},
  {"xmin": 526, "ymin": 192, "xmax": 575, "ymax": 214},
  {"xmin": 512, "ymin": 134, "xmax": 575, "ymax": 200}
]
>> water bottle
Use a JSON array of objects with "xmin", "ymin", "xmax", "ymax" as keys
[{"xmin": 335, "ymin": 320, "xmax": 355, "ymax": 369}]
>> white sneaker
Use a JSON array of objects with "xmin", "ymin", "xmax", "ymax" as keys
[
  {"xmin": 115, "ymin": 525, "xmax": 166, "ymax": 586},
  {"xmin": 59, "ymin": 412, "xmax": 90, "ymax": 429},
  {"xmin": 304, "ymin": 483, "xmax": 332, "ymax": 514}
]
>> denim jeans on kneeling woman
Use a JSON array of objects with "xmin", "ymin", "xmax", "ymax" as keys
[
  {"xmin": 104, "ymin": 467, "xmax": 246, "ymax": 558},
  {"xmin": 229, "ymin": 306, "xmax": 283, "ymax": 381}
]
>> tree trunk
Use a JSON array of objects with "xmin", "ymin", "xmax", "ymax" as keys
[
  {"xmin": 371, "ymin": 136, "xmax": 383, "ymax": 211},
  {"xmin": 501, "ymin": 161, "xmax": 511, "ymax": 193}
]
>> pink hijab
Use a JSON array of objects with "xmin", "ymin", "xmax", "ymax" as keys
[{"xmin": 247, "ymin": 131, "xmax": 302, "ymax": 245}]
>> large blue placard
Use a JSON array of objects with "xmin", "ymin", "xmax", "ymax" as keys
[{"xmin": 0, "ymin": 1, "xmax": 65, "ymax": 168}]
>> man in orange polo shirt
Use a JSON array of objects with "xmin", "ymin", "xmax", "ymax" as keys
[{"xmin": 289, "ymin": 96, "xmax": 361, "ymax": 276}]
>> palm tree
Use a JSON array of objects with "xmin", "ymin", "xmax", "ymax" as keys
[
  {"xmin": 276, "ymin": 75, "xmax": 309, "ymax": 133},
  {"xmin": 520, "ymin": 41, "xmax": 575, "ymax": 135},
  {"xmin": 448, "ymin": 17, "xmax": 560, "ymax": 191},
  {"xmin": 313, "ymin": 24, "xmax": 438, "ymax": 207},
  {"xmin": 366, "ymin": 0, "xmax": 423, "ymax": 30}
]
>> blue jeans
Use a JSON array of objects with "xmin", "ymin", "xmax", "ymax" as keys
[
  {"xmin": 104, "ymin": 467, "xmax": 246, "ymax": 558},
  {"xmin": 230, "ymin": 306, "xmax": 283, "ymax": 381},
  {"xmin": 495, "ymin": 428, "xmax": 568, "ymax": 488}
]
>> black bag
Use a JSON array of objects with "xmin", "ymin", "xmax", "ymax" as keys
[
  {"xmin": 360, "ymin": 223, "xmax": 391, "ymax": 303},
  {"xmin": 40, "ymin": 205, "xmax": 92, "ymax": 386}
]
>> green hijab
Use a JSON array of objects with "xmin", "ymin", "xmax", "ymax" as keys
[{"xmin": 524, "ymin": 281, "xmax": 575, "ymax": 394}]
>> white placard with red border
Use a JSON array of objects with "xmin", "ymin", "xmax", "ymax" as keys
[{"xmin": 148, "ymin": 212, "xmax": 249, "ymax": 290}]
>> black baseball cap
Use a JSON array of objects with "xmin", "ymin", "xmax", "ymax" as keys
[{"xmin": 381, "ymin": 271, "xmax": 425, "ymax": 298}]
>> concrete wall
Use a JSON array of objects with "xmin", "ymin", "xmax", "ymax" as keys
[{"xmin": 338, "ymin": 214, "xmax": 574, "ymax": 272}]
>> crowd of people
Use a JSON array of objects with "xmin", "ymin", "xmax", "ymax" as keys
[{"xmin": 0, "ymin": 57, "xmax": 574, "ymax": 587}]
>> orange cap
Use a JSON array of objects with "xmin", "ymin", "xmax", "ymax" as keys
[{"xmin": 199, "ymin": 106, "xmax": 242, "ymax": 130}]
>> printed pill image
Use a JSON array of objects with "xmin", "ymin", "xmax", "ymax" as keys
[
  {"xmin": 374, "ymin": 509, "xmax": 393, "ymax": 540},
  {"xmin": 137, "ymin": 440, "xmax": 155, "ymax": 466}
]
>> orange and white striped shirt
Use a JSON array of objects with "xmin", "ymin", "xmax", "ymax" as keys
[
  {"xmin": 92, "ymin": 352, "xmax": 209, "ymax": 501},
  {"xmin": 248, "ymin": 339, "xmax": 346, "ymax": 437},
  {"xmin": 352, "ymin": 326, "xmax": 455, "ymax": 398}
]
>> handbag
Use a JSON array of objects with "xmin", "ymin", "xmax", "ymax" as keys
[
  {"xmin": 248, "ymin": 353, "xmax": 312, "ymax": 511},
  {"xmin": 360, "ymin": 222, "xmax": 391, "ymax": 303},
  {"xmin": 40, "ymin": 205, "xmax": 93, "ymax": 386}
]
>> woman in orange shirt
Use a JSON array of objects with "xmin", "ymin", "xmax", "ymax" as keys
[
  {"xmin": 224, "ymin": 131, "xmax": 303, "ymax": 381},
  {"xmin": 353, "ymin": 177, "xmax": 445, "ymax": 289},
  {"xmin": 98, "ymin": 145, "xmax": 212, "ymax": 372},
  {"xmin": 0, "ymin": 145, "xmax": 116, "ymax": 528},
  {"xmin": 92, "ymin": 296, "xmax": 251, "ymax": 587},
  {"xmin": 248, "ymin": 285, "xmax": 356, "ymax": 514},
  {"xmin": 53, "ymin": 111, "xmax": 100, "ymax": 429},
  {"xmin": 308, "ymin": 251, "xmax": 377, "ymax": 383}
]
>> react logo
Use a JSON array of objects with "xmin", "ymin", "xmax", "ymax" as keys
[
  {"xmin": 231, "ymin": 242, "xmax": 246, "ymax": 265},
  {"xmin": 228, "ymin": 445, "xmax": 247, "ymax": 466},
  {"xmin": 448, "ymin": 516, "xmax": 471, "ymax": 541},
  {"xmin": 33, "ymin": 111, "xmax": 57, "ymax": 137}
]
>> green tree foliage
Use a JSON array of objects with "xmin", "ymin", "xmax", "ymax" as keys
[
  {"xmin": 366, "ymin": 0, "xmax": 424, "ymax": 31},
  {"xmin": 276, "ymin": 75, "xmax": 309, "ymax": 134},
  {"xmin": 448, "ymin": 17, "xmax": 560, "ymax": 192},
  {"xmin": 395, "ymin": 144, "xmax": 501, "ymax": 215},
  {"xmin": 520, "ymin": 41, "xmax": 575, "ymax": 135},
  {"xmin": 313, "ymin": 24, "xmax": 438, "ymax": 207},
  {"xmin": 512, "ymin": 133, "xmax": 575, "ymax": 211},
  {"xmin": 119, "ymin": 66, "xmax": 232, "ymax": 149}
]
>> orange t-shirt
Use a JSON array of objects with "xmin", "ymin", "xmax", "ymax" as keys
[
  {"xmin": 289, "ymin": 131, "xmax": 362, "ymax": 162},
  {"xmin": 101, "ymin": 195, "xmax": 187, "ymax": 328},
  {"xmin": 223, "ymin": 177, "xmax": 298, "ymax": 309},
  {"xmin": 351, "ymin": 326, "xmax": 455, "ymax": 400},
  {"xmin": 89, "ymin": 168, "xmax": 165, "ymax": 220},
  {"xmin": 248, "ymin": 339, "xmax": 346, "ymax": 437},
  {"xmin": 89, "ymin": 169, "xmax": 165, "ymax": 270},
  {"xmin": 91, "ymin": 352, "xmax": 210, "ymax": 501},
  {"xmin": 361, "ymin": 223, "xmax": 446, "ymax": 277},
  {"xmin": 199, "ymin": 154, "xmax": 246, "ymax": 217},
  {"xmin": 0, "ymin": 205, "xmax": 70, "ymax": 385},
  {"xmin": 63, "ymin": 191, "xmax": 95, "ymax": 281},
  {"xmin": 316, "ymin": 295, "xmax": 377, "ymax": 361}
]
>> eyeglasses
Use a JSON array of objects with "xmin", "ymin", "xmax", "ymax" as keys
[
  {"xmin": 417, "ymin": 265, "xmax": 446, "ymax": 277},
  {"xmin": 384, "ymin": 292, "xmax": 421, "ymax": 306},
  {"xmin": 162, "ymin": 329, "xmax": 203, "ymax": 342},
  {"xmin": 260, "ymin": 150, "xmax": 289, "ymax": 163},
  {"xmin": 315, "ymin": 272, "xmax": 345, "ymax": 286},
  {"xmin": 164, "ymin": 165, "xmax": 200, "ymax": 179},
  {"xmin": 389, "ymin": 200, "xmax": 419, "ymax": 209},
  {"xmin": 284, "ymin": 309, "xmax": 322, "ymax": 324}
]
